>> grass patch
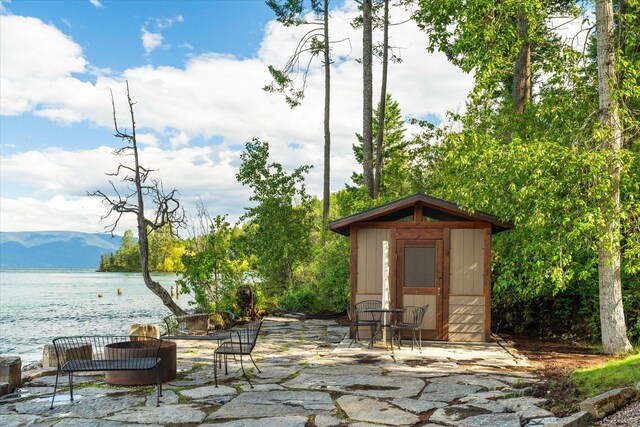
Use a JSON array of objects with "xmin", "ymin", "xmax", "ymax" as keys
[{"xmin": 570, "ymin": 353, "xmax": 640, "ymax": 397}]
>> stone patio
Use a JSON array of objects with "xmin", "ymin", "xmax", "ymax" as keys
[{"xmin": 0, "ymin": 316, "xmax": 560, "ymax": 426}]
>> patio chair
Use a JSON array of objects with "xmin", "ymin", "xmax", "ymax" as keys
[
  {"xmin": 214, "ymin": 318, "xmax": 264, "ymax": 388},
  {"xmin": 391, "ymin": 305, "xmax": 428, "ymax": 352},
  {"xmin": 348, "ymin": 300, "xmax": 381, "ymax": 346}
]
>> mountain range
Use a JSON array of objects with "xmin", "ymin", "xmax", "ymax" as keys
[{"xmin": 0, "ymin": 231, "xmax": 122, "ymax": 269}]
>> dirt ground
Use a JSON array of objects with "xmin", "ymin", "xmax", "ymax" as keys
[
  {"xmin": 502, "ymin": 334, "xmax": 616, "ymax": 374},
  {"xmin": 501, "ymin": 334, "xmax": 636, "ymax": 419}
]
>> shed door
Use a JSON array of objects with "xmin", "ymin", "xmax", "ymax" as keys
[{"xmin": 396, "ymin": 239, "xmax": 444, "ymax": 340}]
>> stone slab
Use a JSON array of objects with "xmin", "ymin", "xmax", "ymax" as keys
[
  {"xmin": 579, "ymin": 387, "xmax": 636, "ymax": 419},
  {"xmin": 180, "ymin": 385, "xmax": 237, "ymax": 399},
  {"xmin": 337, "ymin": 395, "xmax": 420, "ymax": 426},
  {"xmin": 420, "ymin": 382, "xmax": 485, "ymax": 402},
  {"xmin": 391, "ymin": 398, "xmax": 447, "ymax": 413},
  {"xmin": 208, "ymin": 391, "xmax": 335, "ymax": 419},
  {"xmin": 199, "ymin": 416, "xmax": 308, "ymax": 427},
  {"xmin": 459, "ymin": 413, "xmax": 521, "ymax": 426},
  {"xmin": 106, "ymin": 404, "xmax": 207, "ymax": 424},
  {"xmin": 14, "ymin": 391, "xmax": 146, "ymax": 418},
  {"xmin": 283, "ymin": 373, "xmax": 425, "ymax": 398},
  {"xmin": 55, "ymin": 419, "xmax": 163, "ymax": 427},
  {"xmin": 315, "ymin": 413, "xmax": 343, "ymax": 427},
  {"xmin": 430, "ymin": 404, "xmax": 492, "ymax": 425}
]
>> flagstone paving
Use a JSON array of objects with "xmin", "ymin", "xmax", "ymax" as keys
[{"xmin": 0, "ymin": 316, "xmax": 561, "ymax": 426}]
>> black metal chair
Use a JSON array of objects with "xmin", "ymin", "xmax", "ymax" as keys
[
  {"xmin": 214, "ymin": 318, "xmax": 264, "ymax": 388},
  {"xmin": 348, "ymin": 300, "xmax": 381, "ymax": 346},
  {"xmin": 391, "ymin": 305, "xmax": 428, "ymax": 351}
]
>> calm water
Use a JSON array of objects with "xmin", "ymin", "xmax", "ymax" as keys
[{"xmin": 0, "ymin": 269, "xmax": 192, "ymax": 364}]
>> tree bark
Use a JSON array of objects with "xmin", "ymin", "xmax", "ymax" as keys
[
  {"xmin": 595, "ymin": 0, "xmax": 632, "ymax": 354},
  {"xmin": 512, "ymin": 10, "xmax": 531, "ymax": 115},
  {"xmin": 322, "ymin": 0, "xmax": 331, "ymax": 231},
  {"xmin": 373, "ymin": 0, "xmax": 389, "ymax": 199},
  {"xmin": 362, "ymin": 0, "xmax": 375, "ymax": 198},
  {"xmin": 126, "ymin": 86, "xmax": 186, "ymax": 317}
]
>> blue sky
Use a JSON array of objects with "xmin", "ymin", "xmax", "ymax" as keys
[{"xmin": 0, "ymin": 0, "xmax": 476, "ymax": 234}]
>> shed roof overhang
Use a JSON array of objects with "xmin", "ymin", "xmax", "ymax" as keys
[{"xmin": 328, "ymin": 193, "xmax": 514, "ymax": 236}]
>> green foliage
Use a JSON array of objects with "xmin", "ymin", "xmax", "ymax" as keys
[
  {"xmin": 353, "ymin": 94, "xmax": 411, "ymax": 198},
  {"xmin": 236, "ymin": 138, "xmax": 315, "ymax": 293},
  {"xmin": 408, "ymin": 0, "xmax": 640, "ymax": 344},
  {"xmin": 99, "ymin": 227, "xmax": 185, "ymax": 273},
  {"xmin": 177, "ymin": 215, "xmax": 251, "ymax": 313},
  {"xmin": 99, "ymin": 230, "xmax": 141, "ymax": 272}
]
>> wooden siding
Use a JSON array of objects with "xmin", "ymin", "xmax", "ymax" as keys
[
  {"xmin": 402, "ymin": 294, "xmax": 436, "ymax": 330},
  {"xmin": 356, "ymin": 228, "xmax": 390, "ymax": 294},
  {"xmin": 448, "ymin": 296, "xmax": 485, "ymax": 341},
  {"xmin": 450, "ymin": 229, "xmax": 485, "ymax": 295}
]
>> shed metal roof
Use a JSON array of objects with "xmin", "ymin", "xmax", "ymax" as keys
[{"xmin": 328, "ymin": 193, "xmax": 513, "ymax": 236}]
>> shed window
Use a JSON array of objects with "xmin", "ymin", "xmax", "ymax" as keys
[{"xmin": 404, "ymin": 247, "xmax": 436, "ymax": 287}]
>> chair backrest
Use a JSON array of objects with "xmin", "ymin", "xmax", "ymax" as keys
[
  {"xmin": 399, "ymin": 305, "xmax": 427, "ymax": 327},
  {"xmin": 163, "ymin": 313, "xmax": 210, "ymax": 336},
  {"xmin": 52, "ymin": 336, "xmax": 162, "ymax": 367},
  {"xmin": 354, "ymin": 300, "xmax": 382, "ymax": 322},
  {"xmin": 236, "ymin": 318, "xmax": 264, "ymax": 353}
]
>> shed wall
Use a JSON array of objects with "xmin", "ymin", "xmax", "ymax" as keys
[
  {"xmin": 449, "ymin": 228, "xmax": 487, "ymax": 341},
  {"xmin": 356, "ymin": 228, "xmax": 389, "ymax": 294}
]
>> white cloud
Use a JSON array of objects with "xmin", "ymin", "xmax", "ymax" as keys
[
  {"xmin": 141, "ymin": 29, "xmax": 164, "ymax": 55},
  {"xmin": 0, "ymin": 4, "xmax": 477, "ymax": 233},
  {"xmin": 89, "ymin": 0, "xmax": 103, "ymax": 9}
]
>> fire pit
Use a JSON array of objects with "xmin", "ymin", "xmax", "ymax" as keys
[{"xmin": 104, "ymin": 340, "xmax": 176, "ymax": 385}]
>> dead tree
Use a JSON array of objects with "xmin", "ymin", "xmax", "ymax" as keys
[{"xmin": 89, "ymin": 81, "xmax": 186, "ymax": 316}]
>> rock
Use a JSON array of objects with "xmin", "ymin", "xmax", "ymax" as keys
[
  {"xmin": 130, "ymin": 323, "xmax": 160, "ymax": 339},
  {"xmin": 42, "ymin": 344, "xmax": 57, "ymax": 368},
  {"xmin": 208, "ymin": 391, "xmax": 335, "ymax": 419},
  {"xmin": 459, "ymin": 413, "xmax": 521, "ymax": 426},
  {"xmin": 430, "ymin": 404, "xmax": 492, "ymax": 425},
  {"xmin": 107, "ymin": 404, "xmax": 207, "ymax": 424},
  {"xmin": 0, "ymin": 356, "xmax": 21, "ymax": 394},
  {"xmin": 337, "ymin": 395, "xmax": 420, "ymax": 426},
  {"xmin": 21, "ymin": 367, "xmax": 56, "ymax": 384},
  {"xmin": 180, "ymin": 385, "xmax": 237, "ymax": 400},
  {"xmin": 578, "ymin": 387, "xmax": 636, "ymax": 419},
  {"xmin": 0, "ymin": 383, "xmax": 8, "ymax": 397},
  {"xmin": 420, "ymin": 382, "xmax": 485, "ymax": 402},
  {"xmin": 314, "ymin": 413, "xmax": 343, "ymax": 427},
  {"xmin": 545, "ymin": 411, "xmax": 591, "ymax": 427},
  {"xmin": 42, "ymin": 343, "xmax": 92, "ymax": 369},
  {"xmin": 146, "ymin": 389, "xmax": 179, "ymax": 406},
  {"xmin": 391, "ymin": 398, "xmax": 447, "ymax": 413}
]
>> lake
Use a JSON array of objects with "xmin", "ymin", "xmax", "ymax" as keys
[{"xmin": 0, "ymin": 269, "xmax": 192, "ymax": 364}]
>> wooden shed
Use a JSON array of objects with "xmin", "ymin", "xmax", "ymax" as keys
[{"xmin": 329, "ymin": 193, "xmax": 513, "ymax": 342}]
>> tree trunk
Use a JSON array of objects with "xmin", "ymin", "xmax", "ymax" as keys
[
  {"xmin": 362, "ymin": 0, "xmax": 374, "ymax": 198},
  {"xmin": 322, "ymin": 0, "xmax": 331, "ymax": 235},
  {"xmin": 373, "ymin": 0, "xmax": 389, "ymax": 199},
  {"xmin": 595, "ymin": 0, "xmax": 632, "ymax": 354},
  {"xmin": 512, "ymin": 10, "xmax": 531, "ymax": 115},
  {"xmin": 127, "ymin": 88, "xmax": 186, "ymax": 317}
]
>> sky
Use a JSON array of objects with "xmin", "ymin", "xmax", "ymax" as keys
[{"xmin": 0, "ymin": 0, "xmax": 583, "ymax": 236}]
